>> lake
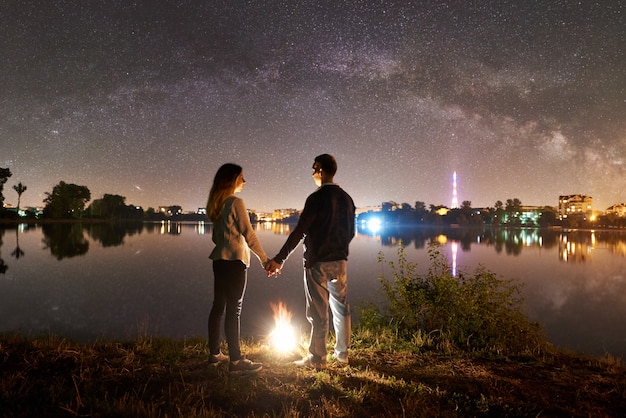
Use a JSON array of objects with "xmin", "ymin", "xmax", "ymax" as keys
[{"xmin": 1, "ymin": 222, "xmax": 625, "ymax": 358}]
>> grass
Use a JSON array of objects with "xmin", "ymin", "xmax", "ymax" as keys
[{"xmin": 1, "ymin": 329, "xmax": 625, "ymax": 417}]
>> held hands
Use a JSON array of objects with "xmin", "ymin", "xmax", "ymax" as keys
[{"xmin": 264, "ymin": 259, "xmax": 283, "ymax": 278}]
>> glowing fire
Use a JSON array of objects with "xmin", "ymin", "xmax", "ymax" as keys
[{"xmin": 269, "ymin": 301, "xmax": 297, "ymax": 354}]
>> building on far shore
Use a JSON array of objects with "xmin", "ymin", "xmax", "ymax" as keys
[
  {"xmin": 606, "ymin": 203, "xmax": 626, "ymax": 217},
  {"xmin": 558, "ymin": 194, "xmax": 593, "ymax": 221},
  {"xmin": 158, "ymin": 206, "xmax": 182, "ymax": 217}
]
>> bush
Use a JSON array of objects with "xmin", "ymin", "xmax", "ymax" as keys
[{"xmin": 363, "ymin": 244, "xmax": 549, "ymax": 356}]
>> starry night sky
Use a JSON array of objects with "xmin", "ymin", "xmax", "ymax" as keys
[{"xmin": 1, "ymin": 0, "xmax": 624, "ymax": 213}]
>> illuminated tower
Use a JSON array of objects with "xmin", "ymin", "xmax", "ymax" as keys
[{"xmin": 451, "ymin": 171, "xmax": 459, "ymax": 208}]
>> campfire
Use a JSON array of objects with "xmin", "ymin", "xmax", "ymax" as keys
[{"xmin": 269, "ymin": 301, "xmax": 298, "ymax": 355}]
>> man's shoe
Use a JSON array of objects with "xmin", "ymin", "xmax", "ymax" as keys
[
  {"xmin": 294, "ymin": 355, "xmax": 326, "ymax": 370},
  {"xmin": 229, "ymin": 358, "xmax": 262, "ymax": 374},
  {"xmin": 332, "ymin": 353, "xmax": 349, "ymax": 365},
  {"xmin": 208, "ymin": 352, "xmax": 228, "ymax": 366}
]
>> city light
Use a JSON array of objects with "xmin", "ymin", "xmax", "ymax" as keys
[{"xmin": 366, "ymin": 217, "xmax": 382, "ymax": 233}]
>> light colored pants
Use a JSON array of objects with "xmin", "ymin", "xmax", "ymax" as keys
[{"xmin": 304, "ymin": 260, "xmax": 351, "ymax": 361}]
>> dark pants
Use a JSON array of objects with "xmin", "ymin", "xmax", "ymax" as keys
[{"xmin": 209, "ymin": 260, "xmax": 247, "ymax": 362}]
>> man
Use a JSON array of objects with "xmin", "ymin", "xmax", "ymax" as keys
[{"xmin": 266, "ymin": 154, "xmax": 355, "ymax": 370}]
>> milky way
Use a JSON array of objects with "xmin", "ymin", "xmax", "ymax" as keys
[{"xmin": 1, "ymin": 0, "xmax": 624, "ymax": 213}]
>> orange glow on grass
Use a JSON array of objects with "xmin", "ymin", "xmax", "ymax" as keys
[{"xmin": 269, "ymin": 301, "xmax": 297, "ymax": 354}]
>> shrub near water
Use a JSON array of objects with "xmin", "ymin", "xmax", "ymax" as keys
[{"xmin": 361, "ymin": 244, "xmax": 548, "ymax": 355}]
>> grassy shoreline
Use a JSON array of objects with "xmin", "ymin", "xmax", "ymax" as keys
[
  {"xmin": 2, "ymin": 241, "xmax": 624, "ymax": 416},
  {"xmin": 1, "ymin": 330, "xmax": 625, "ymax": 417}
]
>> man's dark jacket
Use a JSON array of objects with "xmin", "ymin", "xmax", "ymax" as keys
[{"xmin": 274, "ymin": 183, "xmax": 355, "ymax": 268}]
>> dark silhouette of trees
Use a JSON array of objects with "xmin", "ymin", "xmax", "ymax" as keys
[
  {"xmin": 89, "ymin": 194, "xmax": 127, "ymax": 219},
  {"xmin": 458, "ymin": 200, "xmax": 481, "ymax": 225},
  {"xmin": 355, "ymin": 197, "xmax": 579, "ymax": 228},
  {"xmin": 89, "ymin": 194, "xmax": 144, "ymax": 220},
  {"xmin": 414, "ymin": 201, "xmax": 428, "ymax": 224},
  {"xmin": 424, "ymin": 204, "xmax": 444, "ymax": 225},
  {"xmin": 43, "ymin": 181, "xmax": 91, "ymax": 219},
  {"xmin": 143, "ymin": 207, "xmax": 167, "ymax": 221},
  {"xmin": 0, "ymin": 167, "xmax": 12, "ymax": 210},
  {"xmin": 12, "ymin": 182, "xmax": 27, "ymax": 210},
  {"xmin": 538, "ymin": 206, "xmax": 558, "ymax": 227},
  {"xmin": 505, "ymin": 198, "xmax": 522, "ymax": 213},
  {"xmin": 505, "ymin": 198, "xmax": 523, "ymax": 226},
  {"xmin": 167, "ymin": 205, "xmax": 183, "ymax": 216},
  {"xmin": 492, "ymin": 200, "xmax": 504, "ymax": 226}
]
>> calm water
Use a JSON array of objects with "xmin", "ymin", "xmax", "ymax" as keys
[{"xmin": 1, "ymin": 222, "xmax": 625, "ymax": 358}]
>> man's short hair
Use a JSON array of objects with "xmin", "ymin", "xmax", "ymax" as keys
[{"xmin": 315, "ymin": 154, "xmax": 337, "ymax": 176}]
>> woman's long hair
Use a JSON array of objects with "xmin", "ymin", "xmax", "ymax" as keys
[{"xmin": 206, "ymin": 163, "xmax": 242, "ymax": 222}]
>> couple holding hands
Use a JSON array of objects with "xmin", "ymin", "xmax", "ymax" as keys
[{"xmin": 207, "ymin": 154, "xmax": 356, "ymax": 374}]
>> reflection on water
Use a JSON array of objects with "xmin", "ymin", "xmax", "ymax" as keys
[
  {"xmin": 11, "ymin": 226, "xmax": 25, "ymax": 260},
  {"xmin": 2, "ymin": 221, "xmax": 623, "ymax": 272},
  {"xmin": 42, "ymin": 223, "xmax": 90, "ymax": 259},
  {"xmin": 1, "ymin": 222, "xmax": 625, "ymax": 357},
  {"xmin": 6, "ymin": 222, "xmax": 626, "ymax": 263},
  {"xmin": 1, "ymin": 222, "xmax": 623, "ymax": 272},
  {"xmin": 0, "ymin": 228, "xmax": 7, "ymax": 274},
  {"xmin": 558, "ymin": 231, "xmax": 626, "ymax": 262},
  {"xmin": 357, "ymin": 224, "xmax": 626, "ymax": 261}
]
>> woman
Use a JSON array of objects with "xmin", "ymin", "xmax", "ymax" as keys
[{"xmin": 206, "ymin": 163, "xmax": 269, "ymax": 374}]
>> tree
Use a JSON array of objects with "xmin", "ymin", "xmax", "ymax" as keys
[
  {"xmin": 538, "ymin": 206, "xmax": 558, "ymax": 227},
  {"xmin": 461, "ymin": 200, "xmax": 473, "ymax": 218},
  {"xmin": 89, "ymin": 194, "xmax": 126, "ymax": 219},
  {"xmin": 459, "ymin": 200, "xmax": 482, "ymax": 225},
  {"xmin": 505, "ymin": 198, "xmax": 522, "ymax": 225},
  {"xmin": 169, "ymin": 205, "xmax": 182, "ymax": 216},
  {"xmin": 493, "ymin": 200, "xmax": 505, "ymax": 226},
  {"xmin": 43, "ymin": 181, "xmax": 91, "ymax": 219},
  {"xmin": 505, "ymin": 198, "xmax": 522, "ymax": 214},
  {"xmin": 414, "ymin": 201, "xmax": 428, "ymax": 223},
  {"xmin": 13, "ymin": 182, "xmax": 27, "ymax": 210},
  {"xmin": 0, "ymin": 167, "xmax": 12, "ymax": 208}
]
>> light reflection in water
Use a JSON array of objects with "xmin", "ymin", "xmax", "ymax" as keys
[
  {"xmin": 451, "ymin": 241, "xmax": 458, "ymax": 277},
  {"xmin": 0, "ymin": 222, "xmax": 624, "ymax": 358}
]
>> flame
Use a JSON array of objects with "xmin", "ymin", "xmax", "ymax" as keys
[{"xmin": 269, "ymin": 301, "xmax": 297, "ymax": 354}]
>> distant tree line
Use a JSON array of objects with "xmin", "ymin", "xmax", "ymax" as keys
[
  {"xmin": 0, "ymin": 167, "xmax": 11, "ymax": 209},
  {"xmin": 37, "ymin": 181, "xmax": 189, "ymax": 221},
  {"xmin": 357, "ymin": 199, "xmax": 625, "ymax": 229},
  {"xmin": 0, "ymin": 173, "xmax": 184, "ymax": 222}
]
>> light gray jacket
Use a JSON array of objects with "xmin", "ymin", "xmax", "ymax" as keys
[{"xmin": 209, "ymin": 196, "xmax": 269, "ymax": 268}]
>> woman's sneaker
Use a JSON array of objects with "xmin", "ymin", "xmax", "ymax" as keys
[
  {"xmin": 208, "ymin": 352, "xmax": 228, "ymax": 366},
  {"xmin": 229, "ymin": 358, "xmax": 262, "ymax": 374}
]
